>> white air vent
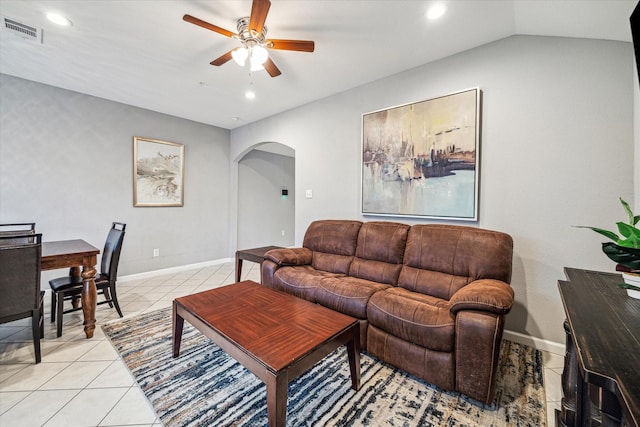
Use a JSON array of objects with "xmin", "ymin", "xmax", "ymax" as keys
[{"xmin": 1, "ymin": 15, "xmax": 42, "ymax": 43}]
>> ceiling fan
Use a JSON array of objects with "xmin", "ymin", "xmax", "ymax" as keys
[{"xmin": 183, "ymin": 0, "xmax": 315, "ymax": 77}]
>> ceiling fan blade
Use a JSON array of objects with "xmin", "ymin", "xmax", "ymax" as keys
[
  {"xmin": 249, "ymin": 0, "xmax": 270, "ymax": 34},
  {"xmin": 263, "ymin": 57, "xmax": 281, "ymax": 77},
  {"xmin": 267, "ymin": 39, "xmax": 315, "ymax": 52},
  {"xmin": 183, "ymin": 14, "xmax": 235, "ymax": 38},
  {"xmin": 210, "ymin": 50, "xmax": 234, "ymax": 66}
]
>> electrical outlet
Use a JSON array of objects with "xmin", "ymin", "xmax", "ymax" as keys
[
  {"xmin": 305, "ymin": 189, "xmax": 313, "ymax": 199},
  {"xmin": 153, "ymin": 248, "xmax": 160, "ymax": 257},
  {"xmin": 281, "ymin": 230, "xmax": 285, "ymax": 236}
]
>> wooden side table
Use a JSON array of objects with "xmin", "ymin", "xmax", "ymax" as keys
[{"xmin": 235, "ymin": 246, "xmax": 283, "ymax": 283}]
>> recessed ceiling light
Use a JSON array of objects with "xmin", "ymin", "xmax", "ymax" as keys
[
  {"xmin": 245, "ymin": 90, "xmax": 256, "ymax": 100},
  {"xmin": 426, "ymin": 3, "xmax": 446, "ymax": 20},
  {"xmin": 46, "ymin": 12, "xmax": 72, "ymax": 26}
]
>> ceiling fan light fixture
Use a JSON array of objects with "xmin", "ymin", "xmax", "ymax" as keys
[
  {"xmin": 251, "ymin": 45, "xmax": 268, "ymax": 65},
  {"xmin": 250, "ymin": 61, "xmax": 265, "ymax": 72},
  {"xmin": 184, "ymin": 0, "xmax": 313, "ymax": 78},
  {"xmin": 232, "ymin": 47, "xmax": 249, "ymax": 66}
]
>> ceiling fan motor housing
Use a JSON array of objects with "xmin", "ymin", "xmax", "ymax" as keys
[{"xmin": 235, "ymin": 17, "xmax": 267, "ymax": 48}]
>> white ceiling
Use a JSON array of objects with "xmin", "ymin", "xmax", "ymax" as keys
[{"xmin": 0, "ymin": 0, "xmax": 635, "ymax": 130}]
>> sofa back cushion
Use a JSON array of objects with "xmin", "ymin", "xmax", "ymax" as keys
[
  {"xmin": 398, "ymin": 224, "xmax": 513, "ymax": 300},
  {"xmin": 303, "ymin": 220, "xmax": 363, "ymax": 274},
  {"xmin": 349, "ymin": 221, "xmax": 410, "ymax": 285}
]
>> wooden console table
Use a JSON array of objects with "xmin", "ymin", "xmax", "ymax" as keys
[{"xmin": 557, "ymin": 268, "xmax": 639, "ymax": 427}]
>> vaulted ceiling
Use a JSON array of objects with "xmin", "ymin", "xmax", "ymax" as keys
[{"xmin": 0, "ymin": 1, "xmax": 635, "ymax": 130}]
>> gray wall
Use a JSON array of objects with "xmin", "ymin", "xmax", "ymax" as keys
[
  {"xmin": 230, "ymin": 35, "xmax": 634, "ymax": 345},
  {"xmin": 237, "ymin": 148, "xmax": 295, "ymax": 249},
  {"xmin": 0, "ymin": 74, "xmax": 231, "ymax": 279},
  {"xmin": 1, "ymin": 34, "xmax": 635, "ymax": 346}
]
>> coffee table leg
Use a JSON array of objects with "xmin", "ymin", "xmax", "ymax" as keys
[
  {"xmin": 346, "ymin": 323, "xmax": 361, "ymax": 390},
  {"xmin": 172, "ymin": 302, "xmax": 184, "ymax": 358},
  {"xmin": 266, "ymin": 372, "xmax": 288, "ymax": 427}
]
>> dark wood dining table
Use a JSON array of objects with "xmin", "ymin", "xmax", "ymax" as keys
[{"xmin": 41, "ymin": 239, "xmax": 100, "ymax": 339}]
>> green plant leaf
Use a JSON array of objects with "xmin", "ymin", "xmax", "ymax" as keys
[
  {"xmin": 618, "ymin": 282, "xmax": 640, "ymax": 292},
  {"xmin": 617, "ymin": 222, "xmax": 634, "ymax": 238},
  {"xmin": 616, "ymin": 223, "xmax": 640, "ymax": 248},
  {"xmin": 620, "ymin": 198, "xmax": 638, "ymax": 226},
  {"xmin": 575, "ymin": 198, "xmax": 640, "ymax": 248},
  {"xmin": 574, "ymin": 225, "xmax": 620, "ymax": 242},
  {"xmin": 616, "ymin": 240, "xmax": 638, "ymax": 248}
]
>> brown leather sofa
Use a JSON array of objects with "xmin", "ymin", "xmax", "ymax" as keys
[{"xmin": 261, "ymin": 220, "xmax": 514, "ymax": 405}]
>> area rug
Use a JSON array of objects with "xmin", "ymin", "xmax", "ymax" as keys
[{"xmin": 102, "ymin": 308, "xmax": 546, "ymax": 426}]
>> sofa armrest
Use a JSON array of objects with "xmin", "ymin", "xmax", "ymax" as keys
[
  {"xmin": 264, "ymin": 248, "xmax": 312, "ymax": 266},
  {"xmin": 449, "ymin": 279, "xmax": 514, "ymax": 315}
]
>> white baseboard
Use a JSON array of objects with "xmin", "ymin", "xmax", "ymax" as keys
[
  {"xmin": 504, "ymin": 329, "xmax": 565, "ymax": 356},
  {"xmin": 118, "ymin": 257, "xmax": 234, "ymax": 283}
]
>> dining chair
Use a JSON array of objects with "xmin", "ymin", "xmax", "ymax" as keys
[
  {"xmin": 0, "ymin": 223, "xmax": 36, "ymax": 233},
  {"xmin": 0, "ymin": 223, "xmax": 36, "ymax": 243},
  {"xmin": 49, "ymin": 222, "xmax": 126, "ymax": 337},
  {"xmin": 0, "ymin": 233, "xmax": 44, "ymax": 364}
]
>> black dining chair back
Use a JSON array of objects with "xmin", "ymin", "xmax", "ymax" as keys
[
  {"xmin": 101, "ymin": 222, "xmax": 125, "ymax": 289},
  {"xmin": 0, "ymin": 223, "xmax": 36, "ymax": 233},
  {"xmin": 0, "ymin": 223, "xmax": 36, "ymax": 244},
  {"xmin": 0, "ymin": 233, "xmax": 44, "ymax": 363},
  {"xmin": 49, "ymin": 222, "xmax": 126, "ymax": 337}
]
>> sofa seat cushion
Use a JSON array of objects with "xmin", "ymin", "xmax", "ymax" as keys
[
  {"xmin": 314, "ymin": 276, "xmax": 391, "ymax": 319},
  {"xmin": 272, "ymin": 266, "xmax": 344, "ymax": 302},
  {"xmin": 367, "ymin": 287, "xmax": 455, "ymax": 352}
]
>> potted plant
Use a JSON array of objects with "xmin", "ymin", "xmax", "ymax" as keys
[{"xmin": 575, "ymin": 197, "xmax": 640, "ymax": 298}]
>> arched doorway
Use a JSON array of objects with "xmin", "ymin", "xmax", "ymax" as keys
[{"xmin": 237, "ymin": 142, "xmax": 295, "ymax": 249}]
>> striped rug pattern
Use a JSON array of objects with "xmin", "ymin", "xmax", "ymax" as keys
[{"xmin": 103, "ymin": 308, "xmax": 546, "ymax": 426}]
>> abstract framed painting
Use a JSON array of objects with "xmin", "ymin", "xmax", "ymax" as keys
[
  {"xmin": 133, "ymin": 136, "xmax": 184, "ymax": 207},
  {"xmin": 361, "ymin": 88, "xmax": 481, "ymax": 221}
]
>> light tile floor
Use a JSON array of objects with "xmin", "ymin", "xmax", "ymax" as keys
[{"xmin": 1, "ymin": 261, "xmax": 563, "ymax": 426}]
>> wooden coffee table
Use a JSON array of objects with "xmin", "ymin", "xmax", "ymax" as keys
[{"xmin": 172, "ymin": 280, "xmax": 361, "ymax": 427}]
